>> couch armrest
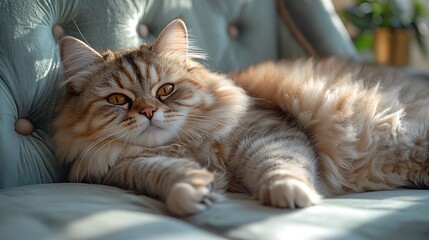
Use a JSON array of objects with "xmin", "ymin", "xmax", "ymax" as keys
[{"xmin": 278, "ymin": 0, "xmax": 358, "ymax": 59}]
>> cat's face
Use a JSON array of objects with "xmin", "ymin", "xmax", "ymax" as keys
[
  {"xmin": 54, "ymin": 20, "xmax": 248, "ymax": 152},
  {"xmin": 62, "ymin": 49, "xmax": 207, "ymax": 147}
]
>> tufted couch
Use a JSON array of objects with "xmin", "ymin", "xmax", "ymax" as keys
[{"xmin": 1, "ymin": 0, "xmax": 429, "ymax": 239}]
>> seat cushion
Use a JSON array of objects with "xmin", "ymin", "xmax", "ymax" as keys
[
  {"xmin": 1, "ymin": 183, "xmax": 429, "ymax": 240},
  {"xmin": 0, "ymin": 183, "xmax": 224, "ymax": 240}
]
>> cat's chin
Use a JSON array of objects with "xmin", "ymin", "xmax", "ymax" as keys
[
  {"xmin": 130, "ymin": 126, "xmax": 176, "ymax": 147},
  {"xmin": 144, "ymin": 124, "xmax": 163, "ymax": 134}
]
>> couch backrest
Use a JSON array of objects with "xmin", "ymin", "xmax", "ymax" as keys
[{"xmin": 0, "ymin": 0, "xmax": 356, "ymax": 188}]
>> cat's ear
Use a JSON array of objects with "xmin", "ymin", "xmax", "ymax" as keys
[
  {"xmin": 150, "ymin": 19, "xmax": 189, "ymax": 55},
  {"xmin": 59, "ymin": 36, "xmax": 102, "ymax": 77}
]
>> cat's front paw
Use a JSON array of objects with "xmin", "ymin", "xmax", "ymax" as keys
[
  {"xmin": 166, "ymin": 169, "xmax": 222, "ymax": 216},
  {"xmin": 258, "ymin": 178, "xmax": 321, "ymax": 208}
]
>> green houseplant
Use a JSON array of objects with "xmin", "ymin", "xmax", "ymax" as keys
[{"xmin": 342, "ymin": 0, "xmax": 428, "ymax": 66}]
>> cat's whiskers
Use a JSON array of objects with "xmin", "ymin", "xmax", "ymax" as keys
[
  {"xmin": 89, "ymin": 128, "xmax": 132, "ymax": 183},
  {"xmin": 179, "ymin": 121, "xmax": 213, "ymax": 137},
  {"xmin": 156, "ymin": 115, "xmax": 196, "ymax": 140},
  {"xmin": 178, "ymin": 114, "xmax": 259, "ymax": 141},
  {"xmin": 86, "ymin": 130, "xmax": 129, "ymax": 184},
  {"xmin": 167, "ymin": 114, "xmax": 234, "ymax": 137},
  {"xmin": 78, "ymin": 126, "xmax": 124, "ymax": 161},
  {"xmin": 75, "ymin": 128, "xmax": 127, "ymax": 183},
  {"xmin": 76, "ymin": 133, "xmax": 118, "ymax": 183},
  {"xmin": 175, "ymin": 125, "xmax": 195, "ymax": 140},
  {"xmin": 171, "ymin": 127, "xmax": 185, "ymax": 141}
]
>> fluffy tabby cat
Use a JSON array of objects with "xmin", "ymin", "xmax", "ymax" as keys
[{"xmin": 54, "ymin": 19, "xmax": 429, "ymax": 216}]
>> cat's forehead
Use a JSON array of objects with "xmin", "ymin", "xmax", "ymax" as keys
[
  {"xmin": 102, "ymin": 46, "xmax": 153, "ymax": 63},
  {"xmin": 93, "ymin": 46, "xmax": 191, "ymax": 93},
  {"xmin": 99, "ymin": 49, "xmax": 156, "ymax": 78}
]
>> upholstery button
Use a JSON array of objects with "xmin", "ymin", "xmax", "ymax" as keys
[
  {"xmin": 15, "ymin": 118, "xmax": 34, "ymax": 136},
  {"xmin": 228, "ymin": 24, "xmax": 240, "ymax": 39},
  {"xmin": 52, "ymin": 24, "xmax": 65, "ymax": 40},
  {"xmin": 138, "ymin": 24, "xmax": 149, "ymax": 38}
]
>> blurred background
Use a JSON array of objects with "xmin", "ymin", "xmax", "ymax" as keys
[{"xmin": 332, "ymin": 0, "xmax": 429, "ymax": 70}]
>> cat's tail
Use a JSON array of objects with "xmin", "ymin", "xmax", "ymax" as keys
[{"xmin": 232, "ymin": 59, "xmax": 407, "ymax": 194}]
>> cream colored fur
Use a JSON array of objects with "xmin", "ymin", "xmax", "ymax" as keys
[{"xmin": 234, "ymin": 58, "xmax": 429, "ymax": 195}]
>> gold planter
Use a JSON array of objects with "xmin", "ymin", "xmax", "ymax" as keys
[{"xmin": 374, "ymin": 28, "xmax": 412, "ymax": 66}]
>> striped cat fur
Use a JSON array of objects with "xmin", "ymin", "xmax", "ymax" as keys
[{"xmin": 54, "ymin": 19, "xmax": 429, "ymax": 216}]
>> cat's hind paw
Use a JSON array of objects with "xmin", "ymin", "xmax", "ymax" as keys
[
  {"xmin": 258, "ymin": 178, "xmax": 321, "ymax": 209},
  {"xmin": 166, "ymin": 169, "xmax": 222, "ymax": 216}
]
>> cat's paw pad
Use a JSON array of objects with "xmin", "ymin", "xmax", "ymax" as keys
[
  {"xmin": 259, "ymin": 178, "xmax": 321, "ymax": 208},
  {"xmin": 166, "ymin": 170, "xmax": 221, "ymax": 216}
]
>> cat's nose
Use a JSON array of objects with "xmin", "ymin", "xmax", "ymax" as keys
[{"xmin": 140, "ymin": 107, "xmax": 158, "ymax": 120}]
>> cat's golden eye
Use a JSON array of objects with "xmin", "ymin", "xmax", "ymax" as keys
[
  {"xmin": 106, "ymin": 93, "xmax": 129, "ymax": 105},
  {"xmin": 156, "ymin": 83, "xmax": 174, "ymax": 98}
]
